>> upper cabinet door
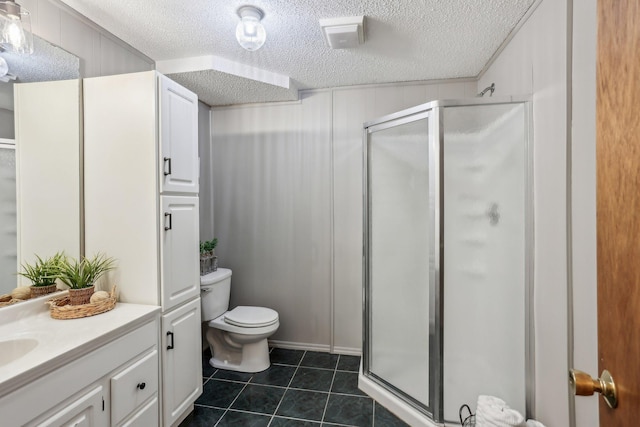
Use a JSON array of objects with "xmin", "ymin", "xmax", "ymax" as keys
[{"xmin": 158, "ymin": 74, "xmax": 199, "ymax": 194}]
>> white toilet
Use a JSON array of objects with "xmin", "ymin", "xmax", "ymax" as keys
[{"xmin": 200, "ymin": 268, "xmax": 279, "ymax": 373}]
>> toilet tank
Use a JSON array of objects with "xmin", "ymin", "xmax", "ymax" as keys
[{"xmin": 200, "ymin": 268, "xmax": 232, "ymax": 321}]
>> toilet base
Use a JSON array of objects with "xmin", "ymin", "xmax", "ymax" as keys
[{"xmin": 207, "ymin": 329, "xmax": 272, "ymax": 373}]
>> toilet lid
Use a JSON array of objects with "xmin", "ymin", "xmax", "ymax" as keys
[{"xmin": 224, "ymin": 306, "xmax": 279, "ymax": 328}]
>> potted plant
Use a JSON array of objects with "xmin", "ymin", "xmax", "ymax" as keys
[
  {"xmin": 58, "ymin": 253, "xmax": 116, "ymax": 305},
  {"xmin": 18, "ymin": 252, "xmax": 65, "ymax": 298},
  {"xmin": 200, "ymin": 238, "xmax": 218, "ymax": 275}
]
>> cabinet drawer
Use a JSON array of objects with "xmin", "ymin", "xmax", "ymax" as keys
[
  {"xmin": 111, "ymin": 350, "xmax": 158, "ymax": 425},
  {"xmin": 119, "ymin": 397, "xmax": 158, "ymax": 427}
]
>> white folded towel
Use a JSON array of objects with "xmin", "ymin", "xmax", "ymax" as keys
[
  {"xmin": 475, "ymin": 395, "xmax": 525, "ymax": 427},
  {"xmin": 475, "ymin": 395, "xmax": 545, "ymax": 427}
]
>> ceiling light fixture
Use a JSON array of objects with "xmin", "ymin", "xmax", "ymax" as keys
[
  {"xmin": 236, "ymin": 6, "xmax": 266, "ymax": 51},
  {"xmin": 0, "ymin": 0, "xmax": 33, "ymax": 54}
]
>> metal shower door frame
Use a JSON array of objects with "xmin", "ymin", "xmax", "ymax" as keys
[{"xmin": 362, "ymin": 96, "xmax": 534, "ymax": 424}]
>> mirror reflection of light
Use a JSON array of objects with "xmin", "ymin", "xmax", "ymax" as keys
[
  {"xmin": 7, "ymin": 19, "xmax": 25, "ymax": 47},
  {"xmin": 0, "ymin": 1, "xmax": 33, "ymax": 55}
]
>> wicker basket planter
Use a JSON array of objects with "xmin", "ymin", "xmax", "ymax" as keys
[
  {"xmin": 48, "ymin": 286, "xmax": 117, "ymax": 320},
  {"xmin": 68, "ymin": 285, "xmax": 95, "ymax": 305},
  {"xmin": 0, "ymin": 294, "xmax": 22, "ymax": 308},
  {"xmin": 30, "ymin": 284, "xmax": 58, "ymax": 299}
]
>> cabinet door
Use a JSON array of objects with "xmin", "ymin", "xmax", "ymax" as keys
[
  {"xmin": 34, "ymin": 385, "xmax": 106, "ymax": 427},
  {"xmin": 158, "ymin": 74, "xmax": 199, "ymax": 194},
  {"xmin": 160, "ymin": 195, "xmax": 200, "ymax": 311},
  {"xmin": 162, "ymin": 299, "xmax": 203, "ymax": 426}
]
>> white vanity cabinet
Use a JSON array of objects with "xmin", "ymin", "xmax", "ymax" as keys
[
  {"xmin": 84, "ymin": 71, "xmax": 202, "ymax": 426},
  {"xmin": 0, "ymin": 317, "xmax": 159, "ymax": 427}
]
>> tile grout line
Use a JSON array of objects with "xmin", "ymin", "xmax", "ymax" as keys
[
  {"xmin": 372, "ymin": 400, "xmax": 376, "ymax": 427},
  {"xmin": 213, "ymin": 377, "xmax": 251, "ymax": 427},
  {"xmin": 267, "ymin": 350, "xmax": 307, "ymax": 427},
  {"xmin": 320, "ymin": 354, "xmax": 340, "ymax": 424}
]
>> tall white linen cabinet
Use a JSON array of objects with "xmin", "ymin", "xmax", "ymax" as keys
[{"xmin": 84, "ymin": 71, "xmax": 202, "ymax": 427}]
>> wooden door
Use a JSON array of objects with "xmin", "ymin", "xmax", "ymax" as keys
[{"xmin": 596, "ymin": 0, "xmax": 640, "ymax": 423}]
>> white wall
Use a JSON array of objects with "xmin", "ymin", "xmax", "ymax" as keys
[
  {"xmin": 211, "ymin": 92, "xmax": 334, "ymax": 349},
  {"xmin": 198, "ymin": 101, "xmax": 214, "ymax": 242},
  {"xmin": 478, "ymin": 0, "xmax": 571, "ymax": 425},
  {"xmin": 209, "ymin": 80, "xmax": 476, "ymax": 352},
  {"xmin": 571, "ymin": 0, "xmax": 599, "ymax": 426}
]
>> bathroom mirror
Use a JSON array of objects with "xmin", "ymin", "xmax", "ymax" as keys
[{"xmin": 0, "ymin": 35, "xmax": 81, "ymax": 296}]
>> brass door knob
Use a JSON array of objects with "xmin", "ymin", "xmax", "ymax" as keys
[{"xmin": 569, "ymin": 369, "xmax": 617, "ymax": 408}]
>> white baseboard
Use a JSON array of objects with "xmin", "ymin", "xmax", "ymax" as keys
[
  {"xmin": 332, "ymin": 346, "xmax": 362, "ymax": 356},
  {"xmin": 268, "ymin": 340, "xmax": 330, "ymax": 353},
  {"xmin": 268, "ymin": 340, "xmax": 362, "ymax": 356}
]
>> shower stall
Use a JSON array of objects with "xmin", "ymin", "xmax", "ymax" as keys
[{"xmin": 360, "ymin": 98, "xmax": 533, "ymax": 425}]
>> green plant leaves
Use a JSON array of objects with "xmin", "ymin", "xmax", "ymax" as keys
[
  {"xmin": 200, "ymin": 238, "xmax": 218, "ymax": 254},
  {"xmin": 57, "ymin": 253, "xmax": 116, "ymax": 290},
  {"xmin": 17, "ymin": 252, "xmax": 65, "ymax": 287}
]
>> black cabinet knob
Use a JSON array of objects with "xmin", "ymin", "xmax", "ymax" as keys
[{"xmin": 137, "ymin": 382, "xmax": 146, "ymax": 390}]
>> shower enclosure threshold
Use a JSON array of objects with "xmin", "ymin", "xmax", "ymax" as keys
[{"xmin": 358, "ymin": 367, "xmax": 441, "ymax": 427}]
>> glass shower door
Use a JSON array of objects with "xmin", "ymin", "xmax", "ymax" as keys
[{"xmin": 365, "ymin": 112, "xmax": 433, "ymax": 414}]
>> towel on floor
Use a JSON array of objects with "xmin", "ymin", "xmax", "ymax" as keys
[
  {"xmin": 475, "ymin": 395, "xmax": 546, "ymax": 427},
  {"xmin": 475, "ymin": 395, "xmax": 524, "ymax": 427}
]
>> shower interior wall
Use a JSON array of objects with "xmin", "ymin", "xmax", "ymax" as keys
[
  {"xmin": 204, "ymin": 80, "xmax": 477, "ymax": 352},
  {"xmin": 442, "ymin": 103, "xmax": 527, "ymax": 420}
]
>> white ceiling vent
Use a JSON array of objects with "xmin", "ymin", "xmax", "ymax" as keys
[{"xmin": 319, "ymin": 16, "xmax": 365, "ymax": 49}]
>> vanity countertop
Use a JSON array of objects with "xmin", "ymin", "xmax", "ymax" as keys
[{"xmin": 0, "ymin": 293, "xmax": 160, "ymax": 398}]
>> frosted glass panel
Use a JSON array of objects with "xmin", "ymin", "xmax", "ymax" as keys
[
  {"xmin": 0, "ymin": 144, "xmax": 17, "ymax": 294},
  {"xmin": 369, "ymin": 117, "xmax": 430, "ymax": 406},
  {"xmin": 442, "ymin": 103, "xmax": 527, "ymax": 420}
]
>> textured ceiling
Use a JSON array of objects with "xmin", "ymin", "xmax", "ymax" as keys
[{"xmin": 58, "ymin": 0, "xmax": 535, "ymax": 106}]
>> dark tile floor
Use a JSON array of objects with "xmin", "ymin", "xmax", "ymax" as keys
[{"xmin": 180, "ymin": 348, "xmax": 409, "ymax": 427}]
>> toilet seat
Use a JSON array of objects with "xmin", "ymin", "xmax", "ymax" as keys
[{"xmin": 224, "ymin": 306, "xmax": 279, "ymax": 328}]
